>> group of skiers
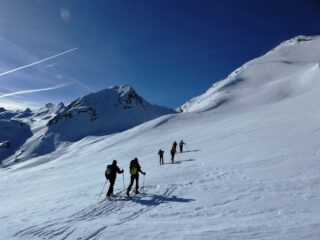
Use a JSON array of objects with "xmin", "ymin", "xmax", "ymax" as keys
[
  {"xmin": 104, "ymin": 140, "xmax": 186, "ymax": 198},
  {"xmin": 105, "ymin": 158, "xmax": 145, "ymax": 197},
  {"xmin": 158, "ymin": 140, "xmax": 186, "ymax": 165}
]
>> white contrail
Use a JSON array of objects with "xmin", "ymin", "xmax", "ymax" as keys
[
  {"xmin": 0, "ymin": 84, "xmax": 67, "ymax": 98},
  {"xmin": 0, "ymin": 37, "xmax": 93, "ymax": 91},
  {"xmin": 0, "ymin": 47, "xmax": 78, "ymax": 77}
]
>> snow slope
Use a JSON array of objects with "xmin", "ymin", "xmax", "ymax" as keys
[
  {"xmin": 180, "ymin": 35, "xmax": 320, "ymax": 113},
  {"xmin": 1, "ymin": 36, "xmax": 320, "ymax": 239}
]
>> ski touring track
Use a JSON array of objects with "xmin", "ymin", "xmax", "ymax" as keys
[
  {"xmin": 9, "ymin": 147, "xmax": 247, "ymax": 240},
  {"xmin": 12, "ymin": 184, "xmax": 180, "ymax": 240}
]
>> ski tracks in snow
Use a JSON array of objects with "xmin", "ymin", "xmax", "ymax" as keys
[
  {"xmin": 11, "ymin": 168, "xmax": 244, "ymax": 240},
  {"xmin": 11, "ymin": 152, "xmax": 247, "ymax": 240},
  {"xmin": 12, "ymin": 185, "xmax": 180, "ymax": 240},
  {"xmin": 116, "ymin": 185, "xmax": 178, "ymax": 225}
]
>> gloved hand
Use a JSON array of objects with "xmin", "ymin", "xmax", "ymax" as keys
[{"xmin": 143, "ymin": 172, "xmax": 146, "ymax": 175}]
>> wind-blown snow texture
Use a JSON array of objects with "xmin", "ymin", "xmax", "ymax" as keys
[{"xmin": 1, "ymin": 36, "xmax": 320, "ymax": 239}]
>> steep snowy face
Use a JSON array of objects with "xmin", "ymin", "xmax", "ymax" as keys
[
  {"xmin": 0, "ymin": 119, "xmax": 32, "ymax": 164},
  {"xmin": 181, "ymin": 35, "xmax": 320, "ymax": 113},
  {"xmin": 46, "ymin": 85, "xmax": 175, "ymax": 141},
  {"xmin": 0, "ymin": 103, "xmax": 66, "ymax": 165}
]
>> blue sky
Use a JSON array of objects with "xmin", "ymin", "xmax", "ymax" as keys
[{"xmin": 0, "ymin": 0, "xmax": 320, "ymax": 109}]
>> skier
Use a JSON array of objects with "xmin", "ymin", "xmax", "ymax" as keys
[
  {"xmin": 158, "ymin": 149, "xmax": 164, "ymax": 165},
  {"xmin": 170, "ymin": 146, "xmax": 176, "ymax": 163},
  {"xmin": 105, "ymin": 160, "xmax": 124, "ymax": 197},
  {"xmin": 172, "ymin": 141, "xmax": 178, "ymax": 151},
  {"xmin": 170, "ymin": 141, "xmax": 178, "ymax": 163},
  {"xmin": 126, "ymin": 158, "xmax": 146, "ymax": 196},
  {"xmin": 179, "ymin": 140, "xmax": 186, "ymax": 153}
]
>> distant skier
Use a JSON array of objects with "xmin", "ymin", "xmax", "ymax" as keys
[
  {"xmin": 172, "ymin": 141, "xmax": 178, "ymax": 151},
  {"xmin": 105, "ymin": 160, "xmax": 124, "ymax": 197},
  {"xmin": 158, "ymin": 149, "xmax": 164, "ymax": 165},
  {"xmin": 179, "ymin": 140, "xmax": 186, "ymax": 153},
  {"xmin": 170, "ymin": 142, "xmax": 177, "ymax": 163},
  {"xmin": 126, "ymin": 158, "xmax": 146, "ymax": 196}
]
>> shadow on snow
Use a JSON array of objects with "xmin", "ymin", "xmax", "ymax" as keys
[
  {"xmin": 164, "ymin": 159, "xmax": 196, "ymax": 164},
  {"xmin": 124, "ymin": 194, "xmax": 195, "ymax": 206},
  {"xmin": 178, "ymin": 149, "xmax": 200, "ymax": 153}
]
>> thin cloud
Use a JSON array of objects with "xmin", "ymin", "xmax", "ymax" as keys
[
  {"xmin": 0, "ymin": 47, "xmax": 78, "ymax": 77},
  {"xmin": 0, "ymin": 84, "xmax": 67, "ymax": 98},
  {"xmin": 0, "ymin": 100, "xmax": 28, "ymax": 110},
  {"xmin": 0, "ymin": 98, "xmax": 45, "ymax": 110}
]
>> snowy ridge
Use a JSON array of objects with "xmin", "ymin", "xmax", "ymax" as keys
[
  {"xmin": 180, "ymin": 35, "xmax": 320, "ymax": 112},
  {"xmin": 46, "ymin": 84, "xmax": 175, "ymax": 141}
]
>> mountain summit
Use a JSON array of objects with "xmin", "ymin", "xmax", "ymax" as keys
[{"xmin": 47, "ymin": 85, "xmax": 175, "ymax": 141}]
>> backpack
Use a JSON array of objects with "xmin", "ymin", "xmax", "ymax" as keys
[
  {"xmin": 105, "ymin": 165, "xmax": 112, "ymax": 179},
  {"xmin": 130, "ymin": 166, "xmax": 138, "ymax": 175},
  {"xmin": 130, "ymin": 160, "xmax": 138, "ymax": 175}
]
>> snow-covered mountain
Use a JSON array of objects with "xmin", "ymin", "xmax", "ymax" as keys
[
  {"xmin": 47, "ymin": 85, "xmax": 175, "ymax": 141},
  {"xmin": 0, "ymin": 119, "xmax": 32, "ymax": 164},
  {"xmin": 2, "ymin": 36, "xmax": 320, "ymax": 240},
  {"xmin": 0, "ymin": 103, "xmax": 66, "ymax": 164},
  {"xmin": 180, "ymin": 35, "xmax": 320, "ymax": 113},
  {"xmin": 0, "ymin": 85, "xmax": 174, "ymax": 166}
]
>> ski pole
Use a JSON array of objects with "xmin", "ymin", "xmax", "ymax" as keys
[
  {"xmin": 98, "ymin": 180, "xmax": 107, "ymax": 201},
  {"xmin": 122, "ymin": 172, "xmax": 126, "ymax": 194},
  {"xmin": 143, "ymin": 174, "xmax": 145, "ymax": 192}
]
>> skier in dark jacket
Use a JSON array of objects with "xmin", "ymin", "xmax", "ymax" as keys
[
  {"xmin": 171, "ymin": 141, "xmax": 178, "ymax": 163},
  {"xmin": 170, "ymin": 147, "xmax": 176, "ymax": 163},
  {"xmin": 158, "ymin": 149, "xmax": 164, "ymax": 165},
  {"xmin": 179, "ymin": 140, "xmax": 186, "ymax": 153},
  {"xmin": 105, "ymin": 160, "xmax": 123, "ymax": 197},
  {"xmin": 126, "ymin": 158, "xmax": 146, "ymax": 196},
  {"xmin": 172, "ymin": 141, "xmax": 178, "ymax": 151}
]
